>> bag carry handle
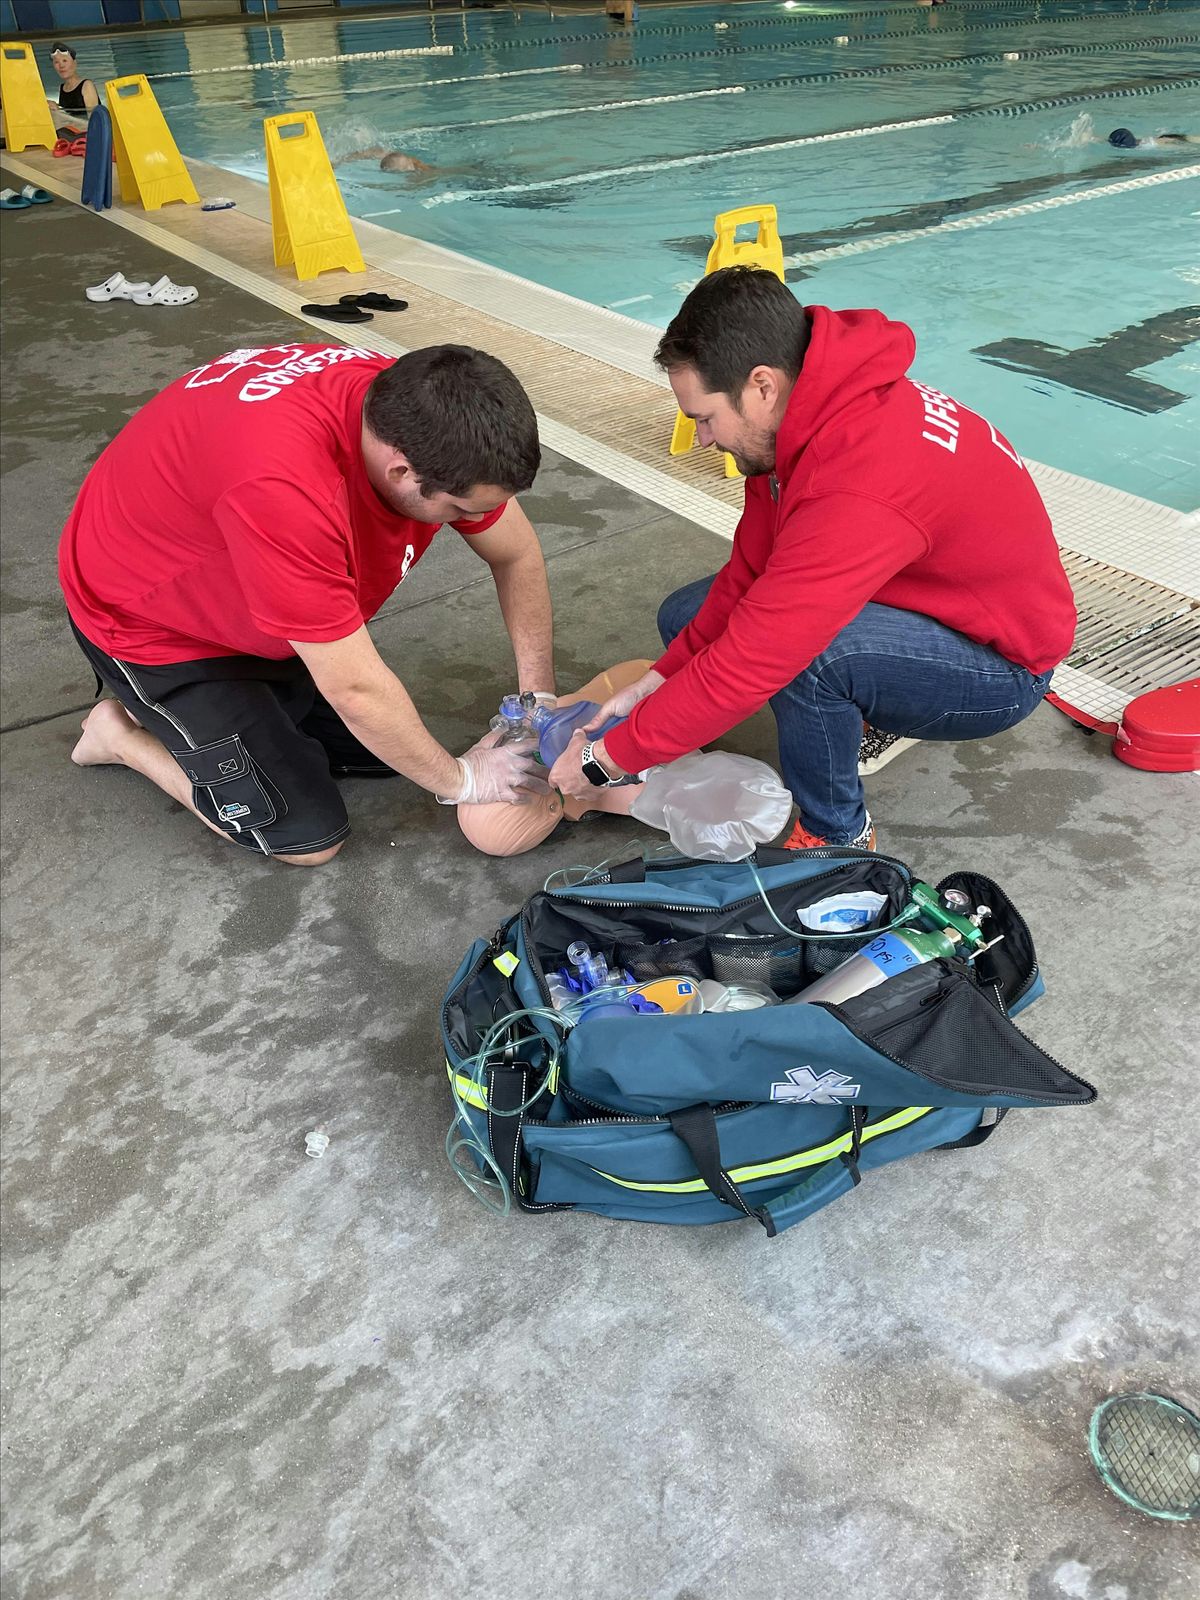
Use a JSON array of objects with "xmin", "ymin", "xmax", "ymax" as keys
[
  {"xmin": 668, "ymin": 1104, "xmax": 869, "ymax": 1239},
  {"xmin": 759, "ymin": 1105, "xmax": 868, "ymax": 1236},
  {"xmin": 668, "ymin": 1105, "xmax": 774, "ymax": 1233}
]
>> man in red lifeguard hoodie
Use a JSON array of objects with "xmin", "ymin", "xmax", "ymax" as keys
[{"xmin": 549, "ymin": 267, "xmax": 1076, "ymax": 848}]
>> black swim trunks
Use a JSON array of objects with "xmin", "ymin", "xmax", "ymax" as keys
[{"xmin": 71, "ymin": 621, "xmax": 393, "ymax": 857}]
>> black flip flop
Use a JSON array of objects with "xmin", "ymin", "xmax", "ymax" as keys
[
  {"xmin": 300, "ymin": 301, "xmax": 374, "ymax": 323},
  {"xmin": 340, "ymin": 292, "xmax": 408, "ymax": 312}
]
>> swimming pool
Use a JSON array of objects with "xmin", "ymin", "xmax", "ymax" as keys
[{"xmin": 48, "ymin": 1, "xmax": 1200, "ymax": 509}]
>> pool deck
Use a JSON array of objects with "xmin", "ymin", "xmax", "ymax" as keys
[{"xmin": 2, "ymin": 167, "xmax": 1199, "ymax": 1600}]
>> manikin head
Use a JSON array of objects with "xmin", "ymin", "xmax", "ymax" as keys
[
  {"xmin": 457, "ymin": 662, "xmax": 655, "ymax": 857},
  {"xmin": 654, "ymin": 266, "xmax": 811, "ymax": 478},
  {"xmin": 360, "ymin": 345, "xmax": 540, "ymax": 524}
]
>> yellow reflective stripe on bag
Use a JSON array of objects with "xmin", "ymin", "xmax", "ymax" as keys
[
  {"xmin": 590, "ymin": 1105, "xmax": 934, "ymax": 1193},
  {"xmin": 447, "ymin": 1060, "xmax": 489, "ymax": 1112}
]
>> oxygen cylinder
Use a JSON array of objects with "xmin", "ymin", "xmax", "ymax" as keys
[{"xmin": 788, "ymin": 924, "xmax": 966, "ymax": 1006}]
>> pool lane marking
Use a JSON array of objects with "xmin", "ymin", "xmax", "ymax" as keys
[
  {"xmin": 148, "ymin": 46, "xmax": 455, "ymax": 78},
  {"xmin": 417, "ymin": 72, "xmax": 1197, "ymax": 211},
  {"xmin": 417, "ymin": 115, "xmax": 956, "ymax": 210},
  {"xmin": 398, "ymin": 84, "xmax": 747, "ymax": 138},
  {"xmin": 380, "ymin": 38, "xmax": 1200, "ymax": 140},
  {"xmin": 145, "ymin": 5, "xmax": 1200, "ymax": 79},
  {"xmin": 779, "ymin": 165, "xmax": 1200, "ymax": 271},
  {"xmin": 145, "ymin": 28, "xmax": 1200, "ymax": 111},
  {"xmin": 183, "ymin": 60, "xmax": 588, "ymax": 112}
]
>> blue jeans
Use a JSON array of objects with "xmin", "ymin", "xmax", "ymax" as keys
[{"xmin": 658, "ymin": 577, "xmax": 1053, "ymax": 843}]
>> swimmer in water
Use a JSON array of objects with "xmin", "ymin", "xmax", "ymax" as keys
[
  {"xmin": 334, "ymin": 147, "xmax": 436, "ymax": 175},
  {"xmin": 1107, "ymin": 127, "xmax": 1199, "ymax": 149}
]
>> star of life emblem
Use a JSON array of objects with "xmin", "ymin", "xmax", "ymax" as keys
[{"xmin": 770, "ymin": 1067, "xmax": 861, "ymax": 1105}]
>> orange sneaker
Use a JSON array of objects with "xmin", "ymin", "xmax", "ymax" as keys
[{"xmin": 781, "ymin": 815, "xmax": 876, "ymax": 852}]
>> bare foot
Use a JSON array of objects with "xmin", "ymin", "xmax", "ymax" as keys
[{"xmin": 71, "ymin": 699, "xmax": 139, "ymax": 767}]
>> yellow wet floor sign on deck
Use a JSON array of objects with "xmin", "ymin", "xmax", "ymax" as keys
[
  {"xmin": 669, "ymin": 204, "xmax": 786, "ymax": 480},
  {"xmin": 0, "ymin": 42, "xmax": 57, "ymax": 153},
  {"xmin": 265, "ymin": 112, "xmax": 365, "ymax": 282},
  {"xmin": 106, "ymin": 75, "xmax": 199, "ymax": 211}
]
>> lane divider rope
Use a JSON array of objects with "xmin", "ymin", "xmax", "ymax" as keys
[
  {"xmin": 394, "ymin": 36, "xmax": 1200, "ymax": 139},
  {"xmin": 421, "ymin": 79, "xmax": 1198, "ymax": 208},
  {"xmin": 778, "ymin": 164, "xmax": 1200, "ymax": 270},
  {"xmin": 143, "ymin": 3, "xmax": 1198, "ymax": 82}
]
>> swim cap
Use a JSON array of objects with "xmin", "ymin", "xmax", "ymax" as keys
[{"xmin": 1108, "ymin": 128, "xmax": 1138, "ymax": 149}]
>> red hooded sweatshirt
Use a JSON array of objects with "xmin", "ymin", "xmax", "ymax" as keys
[{"xmin": 605, "ymin": 306, "xmax": 1076, "ymax": 777}]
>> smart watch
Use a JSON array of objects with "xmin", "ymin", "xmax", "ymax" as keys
[{"xmin": 581, "ymin": 740, "xmax": 619, "ymax": 788}]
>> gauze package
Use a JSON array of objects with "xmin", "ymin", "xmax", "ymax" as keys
[{"xmin": 795, "ymin": 890, "xmax": 888, "ymax": 931}]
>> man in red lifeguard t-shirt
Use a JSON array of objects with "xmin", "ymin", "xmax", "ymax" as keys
[
  {"xmin": 549, "ymin": 269, "xmax": 1076, "ymax": 848},
  {"xmin": 59, "ymin": 343, "xmax": 555, "ymax": 865}
]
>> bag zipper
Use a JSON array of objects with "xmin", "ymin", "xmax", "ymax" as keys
[
  {"xmin": 439, "ymin": 916, "xmax": 519, "ymax": 1049},
  {"xmin": 522, "ymin": 851, "xmax": 913, "ymax": 1000},
  {"xmin": 559, "ymin": 1082, "xmax": 751, "ymax": 1128},
  {"xmin": 821, "ymin": 978, "xmax": 1097, "ymax": 1103}
]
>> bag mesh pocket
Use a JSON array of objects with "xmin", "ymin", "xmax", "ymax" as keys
[
  {"xmin": 802, "ymin": 927, "xmax": 882, "ymax": 981},
  {"xmin": 865, "ymin": 979, "xmax": 1093, "ymax": 1102},
  {"xmin": 616, "ymin": 933, "xmax": 708, "ymax": 983},
  {"xmin": 708, "ymin": 933, "xmax": 803, "ymax": 998}
]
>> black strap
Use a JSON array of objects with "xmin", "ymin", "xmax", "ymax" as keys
[
  {"xmin": 602, "ymin": 857, "xmax": 647, "ymax": 884},
  {"xmin": 841, "ymin": 1104, "xmax": 867, "ymax": 1185},
  {"xmin": 485, "ymin": 1060, "xmax": 530, "ymax": 1208},
  {"xmin": 668, "ymin": 1104, "xmax": 773, "ymax": 1233},
  {"xmin": 936, "ymin": 1106, "xmax": 1008, "ymax": 1149}
]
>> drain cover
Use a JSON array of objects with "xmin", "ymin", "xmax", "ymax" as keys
[{"xmin": 1089, "ymin": 1393, "xmax": 1200, "ymax": 1520}]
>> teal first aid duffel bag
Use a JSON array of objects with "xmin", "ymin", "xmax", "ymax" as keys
[{"xmin": 441, "ymin": 846, "xmax": 1095, "ymax": 1237}]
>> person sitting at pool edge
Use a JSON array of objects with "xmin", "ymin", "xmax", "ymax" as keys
[
  {"xmin": 60, "ymin": 344, "xmax": 555, "ymax": 866},
  {"xmin": 548, "ymin": 267, "xmax": 1076, "ymax": 851},
  {"xmin": 49, "ymin": 43, "xmax": 99, "ymax": 114}
]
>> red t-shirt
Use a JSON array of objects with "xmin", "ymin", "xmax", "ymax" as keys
[
  {"xmin": 58, "ymin": 344, "xmax": 507, "ymax": 664},
  {"xmin": 606, "ymin": 307, "xmax": 1077, "ymax": 776}
]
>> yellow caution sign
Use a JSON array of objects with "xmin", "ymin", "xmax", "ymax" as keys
[
  {"xmin": 0, "ymin": 41, "xmax": 57, "ymax": 153},
  {"xmin": 265, "ymin": 112, "xmax": 365, "ymax": 281},
  {"xmin": 669, "ymin": 204, "xmax": 787, "ymax": 480},
  {"xmin": 106, "ymin": 75, "xmax": 199, "ymax": 211}
]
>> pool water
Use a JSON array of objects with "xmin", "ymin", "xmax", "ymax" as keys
[{"xmin": 48, "ymin": 1, "xmax": 1200, "ymax": 509}]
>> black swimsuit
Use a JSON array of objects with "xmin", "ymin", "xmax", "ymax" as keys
[{"xmin": 58, "ymin": 80, "xmax": 93, "ymax": 111}]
